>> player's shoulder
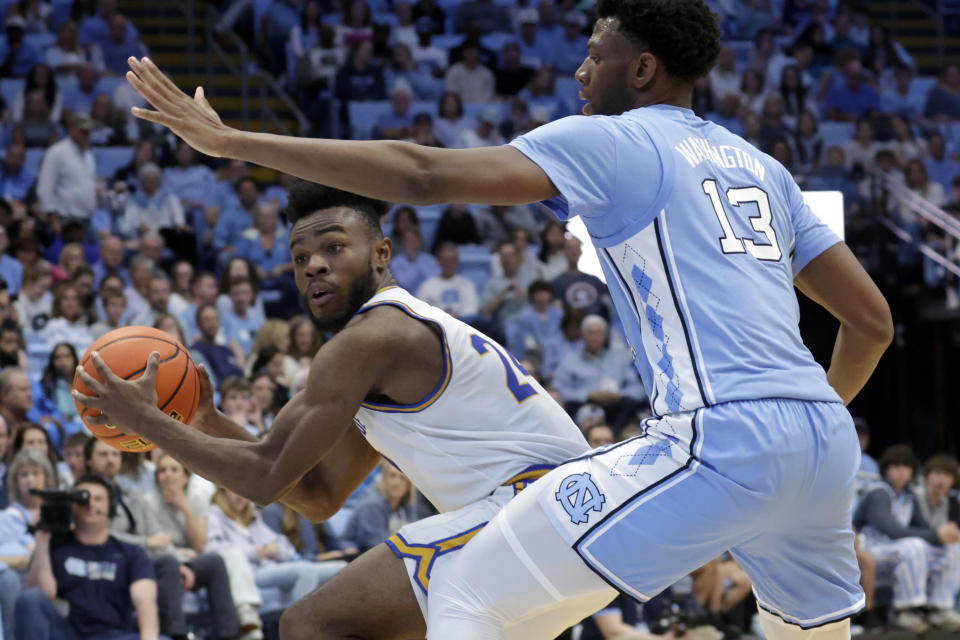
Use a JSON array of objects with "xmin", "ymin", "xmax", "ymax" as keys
[{"xmin": 342, "ymin": 302, "xmax": 438, "ymax": 354}]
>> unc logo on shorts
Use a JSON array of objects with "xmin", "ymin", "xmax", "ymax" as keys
[{"xmin": 555, "ymin": 472, "xmax": 606, "ymax": 525}]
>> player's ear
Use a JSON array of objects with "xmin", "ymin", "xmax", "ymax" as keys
[
  {"xmin": 373, "ymin": 235, "xmax": 392, "ymax": 272},
  {"xmin": 632, "ymin": 51, "xmax": 658, "ymax": 92}
]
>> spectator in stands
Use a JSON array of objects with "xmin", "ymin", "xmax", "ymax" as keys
[
  {"xmin": 60, "ymin": 432, "xmax": 90, "ymax": 485},
  {"xmin": 881, "ymin": 65, "xmax": 926, "ymax": 122},
  {"xmin": 0, "ymin": 141, "xmax": 36, "ymax": 206},
  {"xmin": 490, "ymin": 227, "xmax": 537, "ymax": 280},
  {"xmin": 0, "ymin": 318, "xmax": 27, "ymax": 372},
  {"xmin": 164, "ymin": 139, "xmax": 218, "ymax": 218},
  {"xmin": 14, "ymin": 88, "xmax": 61, "ymax": 148},
  {"xmin": 217, "ymin": 257, "xmax": 267, "ymax": 326},
  {"xmin": 393, "ymin": 206, "xmax": 423, "ymax": 246},
  {"xmin": 46, "ymin": 20, "xmax": 90, "ymax": 76},
  {"xmin": 779, "ymin": 64, "xmax": 817, "ymax": 125},
  {"xmin": 495, "ymin": 46, "xmax": 535, "ymax": 102},
  {"xmin": 480, "ymin": 241, "xmax": 537, "ymax": 336},
  {"xmin": 806, "ymin": 145, "xmax": 853, "ymax": 193},
  {"xmin": 916, "ymin": 454, "xmax": 959, "ymax": 530},
  {"xmin": 510, "ymin": 9, "xmax": 544, "ymax": 69},
  {"xmin": 85, "ymin": 438, "xmax": 191, "ymax": 639},
  {"xmin": 90, "ymin": 287, "xmax": 126, "ymax": 340},
  {"xmin": 248, "ymin": 320, "xmax": 298, "ymax": 386},
  {"xmin": 37, "ymin": 341, "xmax": 81, "ymax": 424},
  {"xmin": 924, "ymin": 62, "xmax": 960, "ymax": 121},
  {"xmin": 506, "ymin": 280, "xmax": 563, "ymax": 364},
  {"xmin": 431, "ymin": 203, "xmax": 482, "ymax": 250},
  {"xmin": 192, "ymin": 303, "xmax": 245, "ymax": 384},
  {"xmin": 864, "ymin": 23, "xmax": 914, "ymax": 79},
  {"xmin": 4, "ymin": 447, "xmax": 54, "ymax": 536},
  {"xmin": 220, "ymin": 277, "xmax": 260, "ymax": 357},
  {"xmin": 552, "ymin": 315, "xmax": 646, "ymax": 429},
  {"xmin": 144, "ymin": 452, "xmax": 243, "ymax": 640},
  {"xmin": 218, "ymin": 375, "xmax": 259, "ymax": 437},
  {"xmin": 0, "ymin": 414, "xmax": 9, "ymax": 502},
  {"xmin": 384, "ymin": 43, "xmax": 436, "ymax": 101},
  {"xmin": 843, "ymin": 118, "xmax": 885, "ymax": 171},
  {"xmin": 884, "ymin": 115, "xmax": 921, "ymax": 167},
  {"xmin": 406, "ymin": 112, "xmax": 442, "ymax": 147},
  {"xmin": 552, "ymin": 11, "xmax": 589, "ymax": 76},
  {"xmin": 120, "ymin": 163, "xmax": 187, "ymax": 242},
  {"xmin": 14, "ymin": 261, "xmax": 53, "ymax": 331},
  {"xmin": 416, "ymin": 242, "xmax": 479, "ymax": 319},
  {"xmin": 453, "ymin": 106, "xmax": 503, "ymax": 148},
  {"xmin": 236, "ymin": 201, "xmax": 296, "ymax": 315},
  {"xmin": 900, "ymin": 159, "xmax": 946, "ymax": 225},
  {"xmin": 0, "ymin": 227, "xmax": 24, "ymax": 298},
  {"xmin": 93, "ymin": 235, "xmax": 130, "ymax": 288},
  {"xmin": 79, "ymin": 0, "xmax": 139, "ymax": 48},
  {"xmin": 206, "ymin": 486, "xmax": 347, "ymax": 603},
  {"xmin": 531, "ymin": 224, "xmax": 566, "ymax": 285},
  {"xmin": 287, "ymin": 315, "xmax": 322, "ymax": 370},
  {"xmin": 758, "ymin": 94, "xmax": 791, "ymax": 153},
  {"xmin": 214, "ymin": 176, "xmax": 261, "ymax": 252},
  {"xmin": 388, "ymin": 1, "xmax": 417, "ymax": 49},
  {"xmin": 391, "ymin": 228, "xmax": 441, "ymax": 293},
  {"xmin": 177, "ymin": 271, "xmax": 218, "ymax": 343},
  {"xmin": 58, "ymin": 242, "xmax": 90, "ymax": 281},
  {"xmin": 62, "ymin": 63, "xmax": 102, "ymax": 119},
  {"xmin": 707, "ymin": 47, "xmax": 739, "ymax": 103},
  {"xmin": 14, "ymin": 474, "xmax": 161, "ymax": 640},
  {"xmin": 706, "ymin": 92, "xmax": 744, "ymax": 136},
  {"xmin": 923, "ymin": 133, "xmax": 960, "ymax": 196},
  {"xmin": 551, "ymin": 235, "xmax": 608, "ymax": 318},
  {"xmin": 412, "ymin": 0, "xmax": 445, "ymax": 38},
  {"xmin": 829, "ymin": 11, "xmax": 866, "ymax": 56},
  {"xmin": 853, "ymin": 445, "xmax": 960, "ymax": 633},
  {"xmin": 0, "ymin": 16, "xmax": 43, "ymax": 78},
  {"xmin": 40, "ymin": 283, "xmax": 93, "ymax": 355},
  {"xmin": 584, "ymin": 423, "xmax": 615, "ymax": 449},
  {"xmin": 335, "ymin": 40, "xmax": 387, "ymax": 120},
  {"xmin": 335, "ymin": 0, "xmax": 374, "ymax": 48},
  {"xmin": 517, "ymin": 65, "xmax": 566, "ymax": 122},
  {"xmin": 345, "ymin": 460, "xmax": 419, "ymax": 552},
  {"xmin": 824, "ymin": 49, "xmax": 880, "ymax": 122},
  {"xmin": 444, "ymin": 39, "xmax": 495, "ymax": 104},
  {"xmin": 433, "ymin": 92, "xmax": 473, "ymax": 148},
  {"xmin": 132, "ymin": 274, "xmax": 173, "ymax": 328},
  {"xmin": 36, "ymin": 112, "xmax": 96, "ymax": 222},
  {"xmin": 0, "ymin": 370, "xmax": 36, "ymax": 439},
  {"xmin": 249, "ymin": 372, "xmax": 279, "ymax": 434},
  {"xmin": 738, "ymin": 67, "xmax": 766, "ymax": 115},
  {"xmin": 113, "ymin": 138, "xmax": 157, "ymax": 188},
  {"xmin": 374, "ymin": 83, "xmax": 415, "ymax": 140},
  {"xmin": 97, "ymin": 14, "xmax": 148, "ymax": 76},
  {"xmin": 11, "ymin": 422, "xmax": 70, "ymax": 487},
  {"xmin": 88, "ymin": 93, "xmax": 128, "ymax": 146},
  {"xmin": 123, "ymin": 256, "xmax": 153, "ymax": 320}
]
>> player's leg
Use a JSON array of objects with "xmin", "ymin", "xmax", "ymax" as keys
[
  {"xmin": 279, "ymin": 543, "xmax": 426, "ymax": 640},
  {"xmin": 756, "ymin": 609, "xmax": 851, "ymax": 640}
]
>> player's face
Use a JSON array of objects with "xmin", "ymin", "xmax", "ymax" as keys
[
  {"xmin": 575, "ymin": 18, "xmax": 643, "ymax": 116},
  {"xmin": 290, "ymin": 208, "xmax": 391, "ymax": 333}
]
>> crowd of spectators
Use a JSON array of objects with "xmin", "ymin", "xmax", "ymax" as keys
[{"xmin": 1, "ymin": 0, "xmax": 959, "ymax": 637}]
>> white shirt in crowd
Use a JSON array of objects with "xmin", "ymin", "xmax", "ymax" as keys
[{"xmin": 36, "ymin": 136, "xmax": 97, "ymax": 220}]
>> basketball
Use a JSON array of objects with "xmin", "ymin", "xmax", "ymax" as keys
[{"xmin": 73, "ymin": 326, "xmax": 201, "ymax": 453}]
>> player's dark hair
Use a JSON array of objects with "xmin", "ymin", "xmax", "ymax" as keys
[
  {"xmin": 879, "ymin": 444, "xmax": 918, "ymax": 474},
  {"xmin": 595, "ymin": 0, "xmax": 721, "ymax": 83},
  {"xmin": 284, "ymin": 180, "xmax": 389, "ymax": 236}
]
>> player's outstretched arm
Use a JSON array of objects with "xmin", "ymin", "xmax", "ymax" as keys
[
  {"xmin": 125, "ymin": 57, "xmax": 558, "ymax": 207},
  {"xmin": 73, "ymin": 315, "xmax": 400, "ymax": 506},
  {"xmin": 794, "ymin": 242, "xmax": 894, "ymax": 405}
]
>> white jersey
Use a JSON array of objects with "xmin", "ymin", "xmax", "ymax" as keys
[{"xmin": 353, "ymin": 286, "xmax": 589, "ymax": 513}]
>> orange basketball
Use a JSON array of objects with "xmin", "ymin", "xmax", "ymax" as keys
[{"xmin": 73, "ymin": 326, "xmax": 200, "ymax": 453}]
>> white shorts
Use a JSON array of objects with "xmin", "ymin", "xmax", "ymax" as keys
[{"xmin": 386, "ymin": 467, "xmax": 552, "ymax": 619}]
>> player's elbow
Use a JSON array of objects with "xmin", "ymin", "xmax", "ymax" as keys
[{"xmin": 860, "ymin": 297, "xmax": 894, "ymax": 349}]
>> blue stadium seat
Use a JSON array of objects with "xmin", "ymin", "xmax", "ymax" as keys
[
  {"xmin": 480, "ymin": 32, "xmax": 514, "ymax": 54},
  {"xmin": 413, "ymin": 204, "xmax": 445, "ymax": 246},
  {"xmin": 349, "ymin": 99, "xmax": 436, "ymax": 139},
  {"xmin": 24, "ymin": 33, "xmax": 56, "ymax": 52},
  {"xmin": 373, "ymin": 12, "xmax": 398, "ymax": 26},
  {"xmin": 817, "ymin": 121, "xmax": 855, "ymax": 149},
  {"xmin": 463, "ymin": 101, "xmax": 506, "ymax": 120},
  {"xmin": 50, "ymin": 0, "xmax": 74, "ymax": 29},
  {"xmin": 1, "ymin": 78, "xmax": 25, "ymax": 110},
  {"xmin": 93, "ymin": 146, "xmax": 133, "ymax": 178},
  {"xmin": 432, "ymin": 34, "xmax": 465, "ymax": 51},
  {"xmin": 321, "ymin": 12, "xmax": 342, "ymax": 25}
]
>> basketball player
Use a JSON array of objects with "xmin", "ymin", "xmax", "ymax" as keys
[
  {"xmin": 109, "ymin": 0, "xmax": 893, "ymax": 636},
  {"xmin": 74, "ymin": 181, "xmax": 598, "ymax": 639}
]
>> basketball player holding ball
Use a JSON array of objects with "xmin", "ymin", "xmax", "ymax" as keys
[{"xmin": 73, "ymin": 182, "xmax": 600, "ymax": 640}]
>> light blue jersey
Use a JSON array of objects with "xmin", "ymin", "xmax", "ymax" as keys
[{"xmin": 511, "ymin": 105, "xmax": 842, "ymax": 416}]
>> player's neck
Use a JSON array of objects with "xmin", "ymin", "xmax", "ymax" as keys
[{"xmin": 636, "ymin": 84, "xmax": 694, "ymax": 111}]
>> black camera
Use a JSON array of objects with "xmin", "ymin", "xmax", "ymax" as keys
[{"xmin": 29, "ymin": 488, "xmax": 90, "ymax": 533}]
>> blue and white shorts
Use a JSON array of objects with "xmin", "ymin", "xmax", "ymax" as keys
[{"xmin": 540, "ymin": 398, "xmax": 865, "ymax": 629}]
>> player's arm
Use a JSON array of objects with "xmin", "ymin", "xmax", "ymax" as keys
[
  {"xmin": 74, "ymin": 313, "xmax": 402, "ymax": 506},
  {"xmin": 130, "ymin": 578, "xmax": 160, "ymax": 640},
  {"xmin": 794, "ymin": 243, "xmax": 894, "ymax": 405},
  {"xmin": 125, "ymin": 57, "xmax": 558, "ymax": 207},
  {"xmin": 187, "ymin": 366, "xmax": 381, "ymax": 521}
]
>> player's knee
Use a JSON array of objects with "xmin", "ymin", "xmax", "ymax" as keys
[{"xmin": 757, "ymin": 608, "xmax": 850, "ymax": 640}]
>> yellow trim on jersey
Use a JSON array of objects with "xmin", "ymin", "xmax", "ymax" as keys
[
  {"xmin": 357, "ymin": 299, "xmax": 453, "ymax": 413},
  {"xmin": 503, "ymin": 465, "xmax": 554, "ymax": 494},
  {"xmin": 386, "ymin": 524, "xmax": 486, "ymax": 594}
]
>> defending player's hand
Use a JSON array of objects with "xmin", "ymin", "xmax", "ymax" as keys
[
  {"xmin": 72, "ymin": 351, "xmax": 162, "ymax": 435},
  {"xmin": 125, "ymin": 56, "xmax": 233, "ymax": 158}
]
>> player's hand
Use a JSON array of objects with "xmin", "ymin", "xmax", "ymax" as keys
[
  {"xmin": 125, "ymin": 57, "xmax": 234, "ymax": 158},
  {"xmin": 191, "ymin": 364, "xmax": 218, "ymax": 429},
  {"xmin": 73, "ymin": 351, "xmax": 161, "ymax": 435}
]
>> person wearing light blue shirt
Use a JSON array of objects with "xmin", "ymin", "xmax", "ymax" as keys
[
  {"xmin": 0, "ymin": 143, "xmax": 36, "ymax": 203},
  {"xmin": 390, "ymin": 229, "xmax": 440, "ymax": 294},
  {"xmin": 163, "ymin": 141, "xmax": 218, "ymax": 212},
  {"xmin": 505, "ymin": 280, "xmax": 564, "ymax": 362},
  {"xmin": 0, "ymin": 227, "xmax": 23, "ymax": 296},
  {"xmin": 551, "ymin": 12, "xmax": 589, "ymax": 76},
  {"xmin": 214, "ymin": 176, "xmax": 260, "ymax": 251}
]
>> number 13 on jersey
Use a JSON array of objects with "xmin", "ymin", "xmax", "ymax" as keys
[
  {"xmin": 702, "ymin": 179, "xmax": 782, "ymax": 261},
  {"xmin": 470, "ymin": 334, "xmax": 537, "ymax": 403}
]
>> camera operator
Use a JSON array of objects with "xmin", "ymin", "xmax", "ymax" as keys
[{"xmin": 13, "ymin": 475, "xmax": 162, "ymax": 640}]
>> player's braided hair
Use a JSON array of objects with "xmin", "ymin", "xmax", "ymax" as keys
[
  {"xmin": 596, "ymin": 0, "xmax": 721, "ymax": 83},
  {"xmin": 285, "ymin": 180, "xmax": 390, "ymax": 235}
]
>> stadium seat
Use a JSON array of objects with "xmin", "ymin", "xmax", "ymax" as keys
[
  {"xmin": 93, "ymin": 147, "xmax": 134, "ymax": 179},
  {"xmin": 0, "ymin": 78, "xmax": 24, "ymax": 109},
  {"xmin": 479, "ymin": 32, "xmax": 514, "ymax": 54},
  {"xmin": 24, "ymin": 148, "xmax": 46, "ymax": 175},
  {"xmin": 50, "ymin": 0, "xmax": 74, "ymax": 29},
  {"xmin": 818, "ymin": 121, "xmax": 855, "ymax": 149},
  {"xmin": 432, "ymin": 34, "xmax": 465, "ymax": 51},
  {"xmin": 458, "ymin": 244, "xmax": 492, "ymax": 293},
  {"xmin": 348, "ymin": 100, "xmax": 436, "ymax": 139},
  {"xmin": 463, "ymin": 101, "xmax": 506, "ymax": 120},
  {"xmin": 24, "ymin": 33, "xmax": 56, "ymax": 52}
]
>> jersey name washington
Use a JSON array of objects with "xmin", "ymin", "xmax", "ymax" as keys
[{"xmin": 673, "ymin": 136, "xmax": 766, "ymax": 182}]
